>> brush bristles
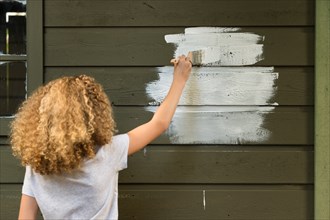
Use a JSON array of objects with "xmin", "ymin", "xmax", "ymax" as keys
[{"xmin": 191, "ymin": 50, "xmax": 204, "ymax": 66}]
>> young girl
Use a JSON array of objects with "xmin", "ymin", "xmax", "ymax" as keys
[{"xmin": 10, "ymin": 54, "xmax": 192, "ymax": 220}]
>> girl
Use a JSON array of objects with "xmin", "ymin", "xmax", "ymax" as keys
[{"xmin": 10, "ymin": 54, "xmax": 192, "ymax": 220}]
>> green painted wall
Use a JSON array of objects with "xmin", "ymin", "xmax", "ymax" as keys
[
  {"xmin": 315, "ymin": 0, "xmax": 330, "ymax": 219},
  {"xmin": 0, "ymin": 0, "xmax": 319, "ymax": 219}
]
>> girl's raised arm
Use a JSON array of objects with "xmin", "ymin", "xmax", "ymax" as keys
[{"xmin": 127, "ymin": 54, "xmax": 192, "ymax": 155}]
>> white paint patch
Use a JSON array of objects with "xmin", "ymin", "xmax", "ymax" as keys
[
  {"xmin": 203, "ymin": 190, "xmax": 206, "ymax": 211},
  {"xmin": 145, "ymin": 27, "xmax": 278, "ymax": 144},
  {"xmin": 165, "ymin": 28, "xmax": 265, "ymax": 66},
  {"xmin": 146, "ymin": 106, "xmax": 275, "ymax": 144},
  {"xmin": 146, "ymin": 66, "xmax": 278, "ymax": 105}
]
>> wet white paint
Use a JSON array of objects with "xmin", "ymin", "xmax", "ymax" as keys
[
  {"xmin": 203, "ymin": 190, "xmax": 206, "ymax": 211},
  {"xmin": 145, "ymin": 27, "xmax": 278, "ymax": 144},
  {"xmin": 146, "ymin": 66, "xmax": 278, "ymax": 105},
  {"xmin": 146, "ymin": 106, "xmax": 275, "ymax": 144},
  {"xmin": 165, "ymin": 28, "xmax": 264, "ymax": 66}
]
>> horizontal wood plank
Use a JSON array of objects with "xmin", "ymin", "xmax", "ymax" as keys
[
  {"xmin": 120, "ymin": 146, "xmax": 314, "ymax": 184},
  {"xmin": 0, "ymin": 145, "xmax": 313, "ymax": 184},
  {"xmin": 45, "ymin": 67, "xmax": 314, "ymax": 106},
  {"xmin": 0, "ymin": 137, "xmax": 9, "ymax": 145},
  {"xmin": 0, "ymin": 184, "xmax": 313, "ymax": 220},
  {"xmin": 44, "ymin": 0, "xmax": 314, "ymax": 27},
  {"xmin": 118, "ymin": 185, "xmax": 313, "ymax": 220},
  {"xmin": 44, "ymin": 27, "xmax": 314, "ymax": 66},
  {"xmin": 0, "ymin": 107, "xmax": 314, "ymax": 144},
  {"xmin": 114, "ymin": 106, "xmax": 313, "ymax": 145}
]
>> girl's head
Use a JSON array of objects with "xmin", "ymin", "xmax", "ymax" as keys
[{"xmin": 10, "ymin": 75, "xmax": 115, "ymax": 175}]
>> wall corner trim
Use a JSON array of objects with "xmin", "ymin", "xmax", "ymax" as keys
[{"xmin": 315, "ymin": 0, "xmax": 330, "ymax": 219}]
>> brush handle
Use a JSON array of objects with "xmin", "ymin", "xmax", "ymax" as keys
[
  {"xmin": 170, "ymin": 52, "xmax": 193, "ymax": 65},
  {"xmin": 170, "ymin": 58, "xmax": 178, "ymax": 64}
]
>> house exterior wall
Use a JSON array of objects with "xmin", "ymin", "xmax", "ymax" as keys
[{"xmin": 0, "ymin": 0, "xmax": 317, "ymax": 219}]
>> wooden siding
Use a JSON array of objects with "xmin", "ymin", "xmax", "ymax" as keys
[
  {"xmin": 0, "ymin": 184, "xmax": 313, "ymax": 220},
  {"xmin": 44, "ymin": 27, "xmax": 314, "ymax": 66},
  {"xmin": 1, "ymin": 146, "xmax": 313, "ymax": 184},
  {"xmin": 44, "ymin": 0, "xmax": 314, "ymax": 27},
  {"xmin": 315, "ymin": 0, "xmax": 330, "ymax": 218},
  {"xmin": 0, "ymin": 0, "xmax": 315, "ymax": 219},
  {"xmin": 45, "ymin": 67, "xmax": 314, "ymax": 106},
  {"xmin": 118, "ymin": 185, "xmax": 313, "ymax": 220}
]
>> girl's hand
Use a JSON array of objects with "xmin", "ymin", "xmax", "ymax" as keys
[{"xmin": 170, "ymin": 52, "xmax": 192, "ymax": 83}]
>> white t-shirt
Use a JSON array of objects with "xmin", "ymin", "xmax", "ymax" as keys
[{"xmin": 22, "ymin": 134, "xmax": 129, "ymax": 220}]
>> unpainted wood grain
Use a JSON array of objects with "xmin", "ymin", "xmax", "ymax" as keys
[
  {"xmin": 45, "ymin": 67, "xmax": 314, "ymax": 106},
  {"xmin": 0, "ymin": 137, "xmax": 9, "ymax": 145},
  {"xmin": 315, "ymin": 0, "xmax": 330, "ymax": 218},
  {"xmin": 0, "ymin": 185, "xmax": 21, "ymax": 220},
  {"xmin": 120, "ymin": 146, "xmax": 314, "ymax": 184},
  {"xmin": 0, "ymin": 184, "xmax": 313, "ymax": 220},
  {"xmin": 44, "ymin": 27, "xmax": 314, "ymax": 66},
  {"xmin": 0, "ymin": 145, "xmax": 313, "ymax": 184},
  {"xmin": 44, "ymin": 0, "xmax": 314, "ymax": 27},
  {"xmin": 118, "ymin": 185, "xmax": 313, "ymax": 220}
]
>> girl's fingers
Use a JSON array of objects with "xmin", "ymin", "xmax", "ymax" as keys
[
  {"xmin": 170, "ymin": 58, "xmax": 178, "ymax": 65},
  {"xmin": 171, "ymin": 53, "xmax": 192, "ymax": 65},
  {"xmin": 185, "ymin": 57, "xmax": 192, "ymax": 65},
  {"xmin": 187, "ymin": 52, "xmax": 193, "ymax": 60}
]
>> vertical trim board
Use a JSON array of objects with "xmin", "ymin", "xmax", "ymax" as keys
[{"xmin": 315, "ymin": 0, "xmax": 330, "ymax": 219}]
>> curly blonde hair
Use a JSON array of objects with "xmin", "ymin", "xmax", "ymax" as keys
[{"xmin": 10, "ymin": 75, "xmax": 116, "ymax": 175}]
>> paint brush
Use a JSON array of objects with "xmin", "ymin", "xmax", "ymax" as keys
[
  {"xmin": 170, "ymin": 51, "xmax": 201, "ymax": 66},
  {"xmin": 170, "ymin": 52, "xmax": 193, "ymax": 65},
  {"xmin": 170, "ymin": 50, "xmax": 215, "ymax": 66}
]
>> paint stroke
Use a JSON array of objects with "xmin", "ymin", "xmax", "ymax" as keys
[
  {"xmin": 145, "ymin": 27, "xmax": 278, "ymax": 144},
  {"xmin": 146, "ymin": 66, "xmax": 278, "ymax": 105},
  {"xmin": 146, "ymin": 106, "xmax": 275, "ymax": 144},
  {"xmin": 165, "ymin": 27, "xmax": 265, "ymax": 66},
  {"xmin": 203, "ymin": 190, "xmax": 206, "ymax": 211},
  {"xmin": 185, "ymin": 27, "xmax": 241, "ymax": 34}
]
